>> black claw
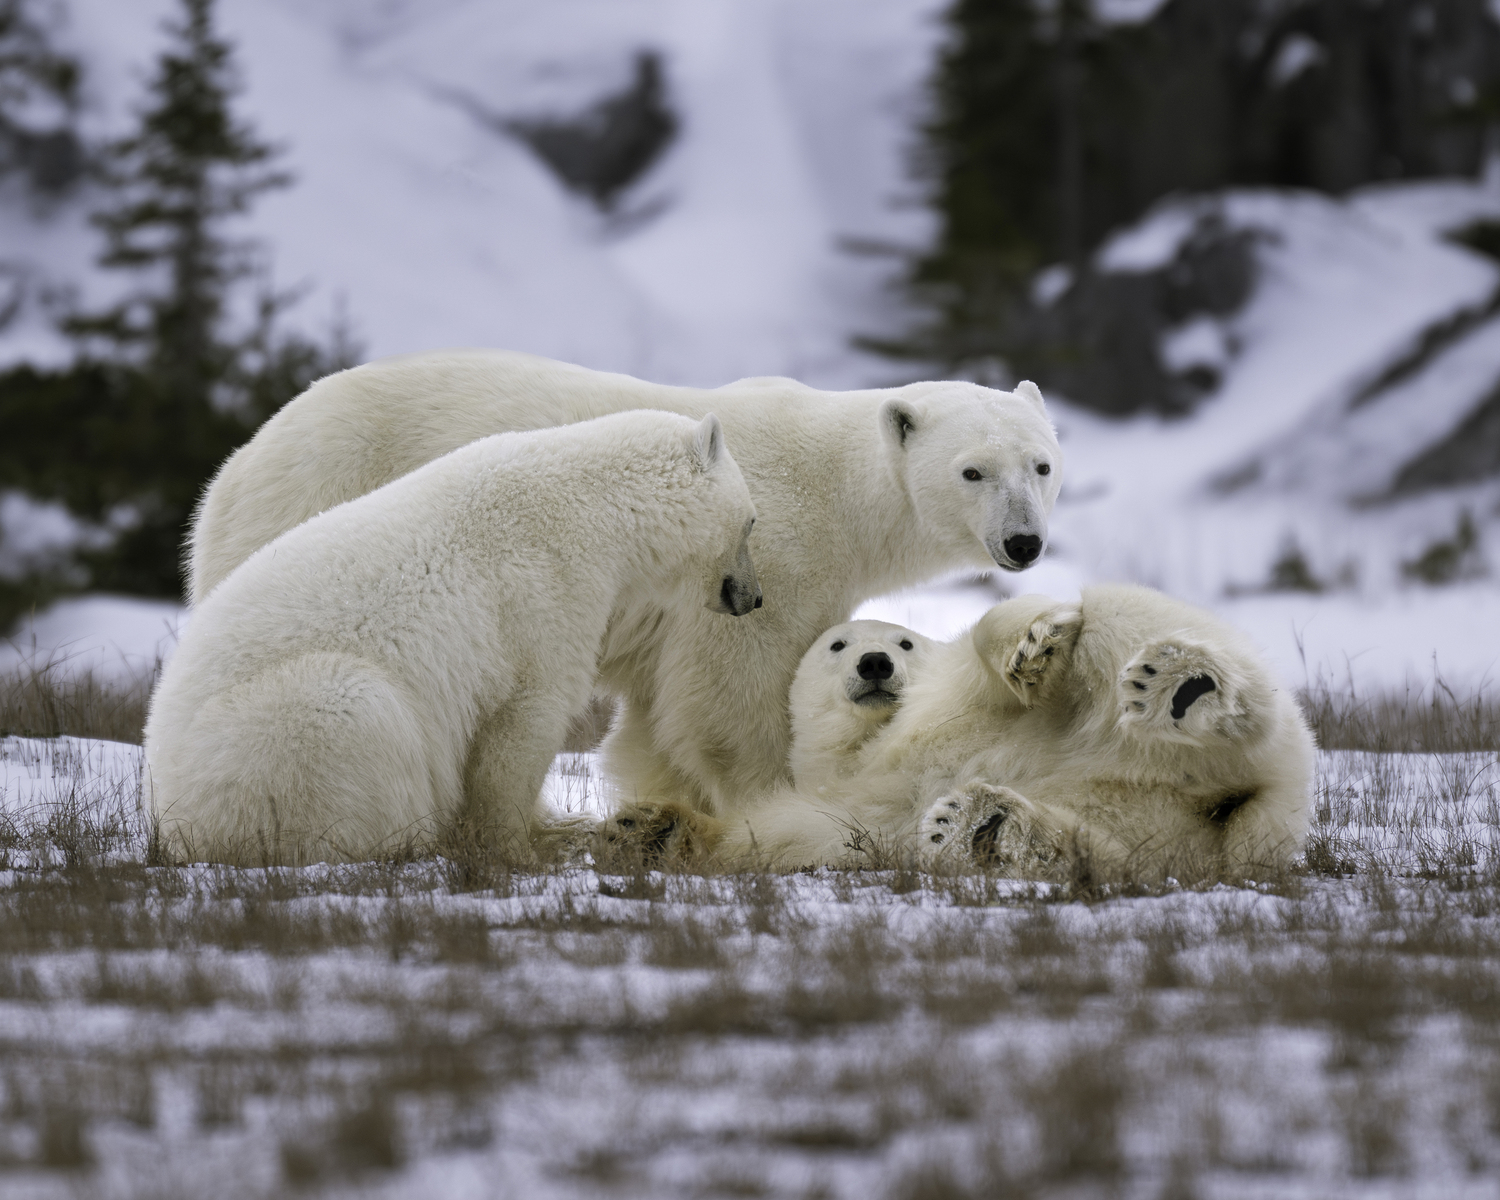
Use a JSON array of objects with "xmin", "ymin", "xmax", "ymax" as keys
[
  {"xmin": 1132, "ymin": 680, "xmax": 1147, "ymax": 691},
  {"xmin": 930, "ymin": 834, "xmax": 943, "ymax": 843},
  {"xmin": 1142, "ymin": 665, "xmax": 1157, "ymax": 675},
  {"xmin": 1133, "ymin": 702, "xmax": 1145, "ymax": 711}
]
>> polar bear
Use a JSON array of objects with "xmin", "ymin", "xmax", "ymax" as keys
[
  {"xmin": 787, "ymin": 620, "xmax": 938, "ymax": 794},
  {"xmin": 188, "ymin": 349, "xmax": 1062, "ymax": 825},
  {"xmin": 144, "ymin": 411, "xmax": 757, "ymax": 866},
  {"xmin": 595, "ymin": 618, "xmax": 936, "ymax": 864},
  {"xmin": 723, "ymin": 585, "xmax": 1314, "ymax": 880}
]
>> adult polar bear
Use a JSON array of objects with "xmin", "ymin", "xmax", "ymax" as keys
[
  {"xmin": 189, "ymin": 349, "xmax": 1062, "ymax": 821},
  {"xmin": 147, "ymin": 411, "xmax": 757, "ymax": 865}
]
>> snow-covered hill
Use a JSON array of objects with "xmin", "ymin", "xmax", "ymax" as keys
[
  {"xmin": 3, "ymin": 0, "xmax": 1500, "ymax": 697},
  {"xmin": 2, "ymin": 0, "xmax": 943, "ymax": 387}
]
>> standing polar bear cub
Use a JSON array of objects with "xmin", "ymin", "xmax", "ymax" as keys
[
  {"xmin": 725, "ymin": 585, "xmax": 1314, "ymax": 879},
  {"xmin": 145, "ymin": 411, "xmax": 757, "ymax": 865},
  {"xmin": 189, "ymin": 349, "xmax": 1063, "ymax": 824}
]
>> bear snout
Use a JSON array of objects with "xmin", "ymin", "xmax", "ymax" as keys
[
  {"xmin": 857, "ymin": 652, "xmax": 894, "ymax": 681},
  {"xmin": 717, "ymin": 575, "xmax": 762, "ymax": 617},
  {"xmin": 1002, "ymin": 534, "xmax": 1043, "ymax": 567}
]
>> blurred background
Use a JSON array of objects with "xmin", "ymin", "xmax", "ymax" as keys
[{"xmin": 1, "ymin": 0, "xmax": 1499, "ymax": 700}]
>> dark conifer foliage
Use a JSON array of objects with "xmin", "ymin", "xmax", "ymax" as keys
[
  {"xmin": 889, "ymin": 0, "xmax": 1500, "ymax": 412},
  {"xmin": 0, "ymin": 0, "xmax": 354, "ymax": 627},
  {"xmin": 0, "ymin": 0, "xmax": 82, "ymax": 193},
  {"xmin": 64, "ymin": 0, "xmax": 293, "ymax": 416}
]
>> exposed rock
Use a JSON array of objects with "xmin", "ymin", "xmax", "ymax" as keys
[{"xmin": 504, "ymin": 51, "xmax": 677, "ymax": 211}]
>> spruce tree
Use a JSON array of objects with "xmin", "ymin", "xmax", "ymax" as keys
[
  {"xmin": 67, "ymin": 0, "xmax": 289, "ymax": 415},
  {"xmin": 887, "ymin": 0, "xmax": 1500, "ymax": 402},
  {"xmin": 0, "ymin": 0, "xmax": 351, "ymax": 624},
  {"xmin": 0, "ymin": 0, "xmax": 81, "ymax": 192}
]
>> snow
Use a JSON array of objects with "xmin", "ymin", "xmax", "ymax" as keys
[
  {"xmin": 1092, "ymin": 0, "xmax": 1171, "ymax": 23},
  {"xmin": 1160, "ymin": 314, "xmax": 1230, "ymax": 375},
  {"xmin": 4, "ymin": 0, "xmax": 945, "ymax": 389},
  {"xmin": 1008, "ymin": 180, "xmax": 1500, "ymax": 693},
  {"xmin": 1095, "ymin": 202, "xmax": 1200, "ymax": 273},
  {"xmin": 0, "ymin": 492, "xmax": 110, "ymax": 581},
  {"xmin": 1269, "ymin": 32, "xmax": 1326, "ymax": 87},
  {"xmin": 0, "ymin": 734, "xmax": 1498, "ymax": 1195},
  {"xmin": 0, "ymin": 594, "xmax": 185, "ymax": 682},
  {"xmin": 0, "ymin": 734, "xmax": 142, "ymax": 820}
]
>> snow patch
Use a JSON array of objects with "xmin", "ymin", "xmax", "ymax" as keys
[{"xmin": 1, "ymin": 594, "xmax": 186, "ymax": 683}]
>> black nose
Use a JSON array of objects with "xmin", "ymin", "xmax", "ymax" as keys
[
  {"xmin": 1003, "ymin": 534, "xmax": 1042, "ymax": 566},
  {"xmin": 857, "ymin": 652, "xmax": 894, "ymax": 681}
]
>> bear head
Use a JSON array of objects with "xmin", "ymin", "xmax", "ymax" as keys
[
  {"xmin": 880, "ymin": 379, "xmax": 1062, "ymax": 574},
  {"xmin": 682, "ymin": 413, "xmax": 762, "ymax": 617},
  {"xmin": 789, "ymin": 619, "xmax": 936, "ymax": 791}
]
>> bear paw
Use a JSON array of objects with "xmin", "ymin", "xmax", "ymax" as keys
[
  {"xmin": 1119, "ymin": 638, "xmax": 1231, "ymax": 731},
  {"xmin": 919, "ymin": 783, "xmax": 1057, "ymax": 870},
  {"xmin": 1004, "ymin": 605, "xmax": 1082, "ymax": 705},
  {"xmin": 595, "ymin": 799, "xmax": 724, "ymax": 867}
]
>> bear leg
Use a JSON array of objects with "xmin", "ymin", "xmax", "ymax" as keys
[
  {"xmin": 595, "ymin": 799, "xmax": 725, "ymax": 867},
  {"xmin": 462, "ymin": 700, "xmax": 574, "ymax": 856},
  {"xmin": 974, "ymin": 600, "xmax": 1083, "ymax": 708},
  {"xmin": 1118, "ymin": 638, "xmax": 1234, "ymax": 734},
  {"xmin": 918, "ymin": 782, "xmax": 1064, "ymax": 872}
]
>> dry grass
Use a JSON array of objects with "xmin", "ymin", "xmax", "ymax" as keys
[
  {"xmin": 0, "ymin": 666, "xmax": 614, "ymax": 752},
  {"xmin": 0, "ymin": 663, "xmax": 155, "ymax": 743},
  {"xmin": 1300, "ymin": 681, "xmax": 1500, "ymax": 752},
  {"xmin": 3, "ymin": 676, "xmax": 1500, "ymax": 1193}
]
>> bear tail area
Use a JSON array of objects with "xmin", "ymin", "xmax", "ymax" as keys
[{"xmin": 146, "ymin": 654, "xmax": 445, "ymax": 866}]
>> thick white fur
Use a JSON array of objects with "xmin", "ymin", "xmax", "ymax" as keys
[
  {"xmin": 145, "ymin": 411, "xmax": 757, "ymax": 865},
  {"xmin": 188, "ymin": 349, "xmax": 1062, "ymax": 822},
  {"xmin": 787, "ymin": 619, "xmax": 938, "ymax": 795},
  {"xmin": 725, "ymin": 584, "xmax": 1315, "ymax": 878}
]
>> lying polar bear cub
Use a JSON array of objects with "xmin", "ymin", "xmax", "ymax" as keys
[
  {"xmin": 721, "ymin": 584, "xmax": 1315, "ymax": 878},
  {"xmin": 595, "ymin": 620, "xmax": 936, "ymax": 862}
]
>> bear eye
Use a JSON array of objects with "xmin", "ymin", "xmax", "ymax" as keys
[
  {"xmin": 1036, "ymin": 463, "xmax": 1051, "ymax": 476},
  {"xmin": 899, "ymin": 639, "xmax": 913, "ymax": 651},
  {"xmin": 962, "ymin": 468, "xmax": 983, "ymax": 481},
  {"xmin": 830, "ymin": 641, "xmax": 846, "ymax": 652}
]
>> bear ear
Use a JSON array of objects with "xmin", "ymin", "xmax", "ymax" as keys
[
  {"xmin": 1013, "ymin": 380, "xmax": 1046, "ymax": 410},
  {"xmin": 692, "ymin": 413, "xmax": 725, "ymax": 472},
  {"xmin": 879, "ymin": 398, "xmax": 920, "ymax": 449}
]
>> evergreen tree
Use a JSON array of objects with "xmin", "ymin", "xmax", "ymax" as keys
[
  {"xmin": 0, "ymin": 0, "xmax": 81, "ymax": 192},
  {"xmin": 885, "ymin": 0, "xmax": 1500, "ymax": 404},
  {"xmin": 67, "ymin": 0, "xmax": 291, "ymax": 416},
  {"xmin": 0, "ymin": 0, "xmax": 354, "ymax": 625}
]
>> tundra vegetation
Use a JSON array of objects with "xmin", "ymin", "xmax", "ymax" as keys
[{"xmin": 0, "ymin": 665, "xmax": 1498, "ymax": 1196}]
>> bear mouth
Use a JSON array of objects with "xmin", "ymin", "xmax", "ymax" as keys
[{"xmin": 847, "ymin": 682, "xmax": 898, "ymax": 706}]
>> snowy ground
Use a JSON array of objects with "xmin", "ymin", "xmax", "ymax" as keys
[{"xmin": 1, "ymin": 735, "xmax": 1499, "ymax": 1197}]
